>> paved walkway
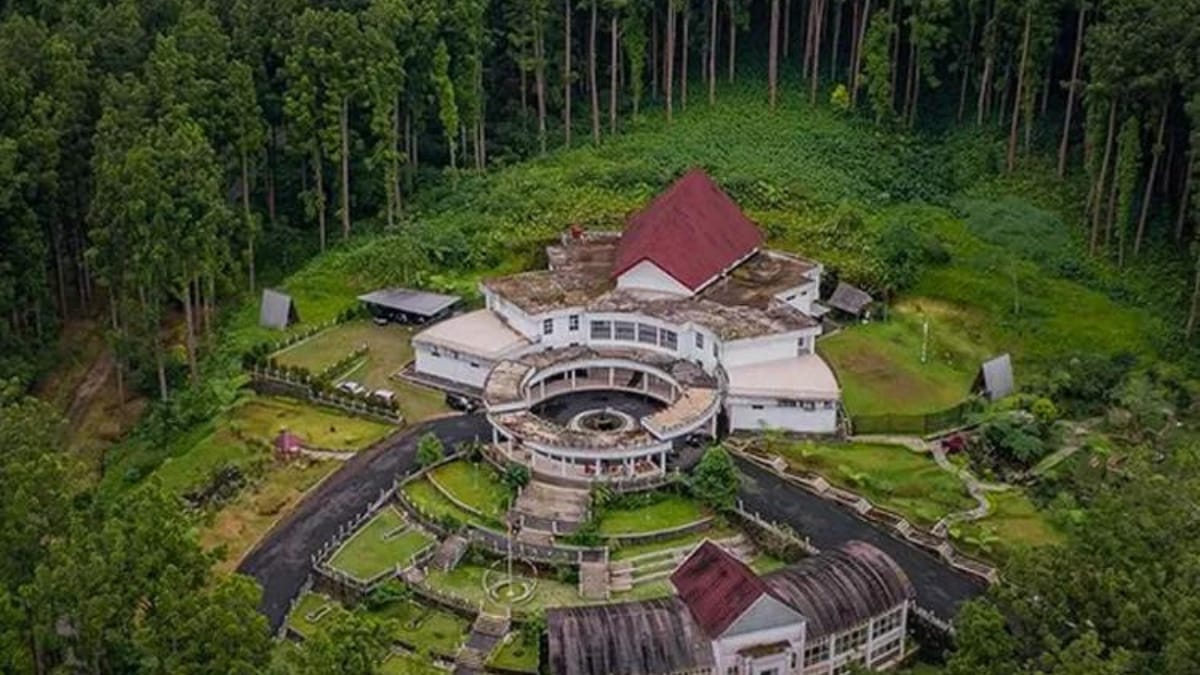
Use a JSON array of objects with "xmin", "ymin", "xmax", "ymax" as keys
[
  {"xmin": 736, "ymin": 458, "xmax": 985, "ymax": 621},
  {"xmin": 238, "ymin": 414, "xmax": 491, "ymax": 630}
]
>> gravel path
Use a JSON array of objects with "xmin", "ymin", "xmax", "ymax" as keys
[{"xmin": 238, "ymin": 414, "xmax": 491, "ymax": 630}]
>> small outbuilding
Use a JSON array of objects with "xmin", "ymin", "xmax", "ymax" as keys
[
  {"xmin": 260, "ymin": 289, "xmax": 299, "ymax": 329},
  {"xmin": 358, "ymin": 287, "xmax": 460, "ymax": 325},
  {"xmin": 274, "ymin": 430, "xmax": 304, "ymax": 459},
  {"xmin": 826, "ymin": 281, "xmax": 874, "ymax": 319},
  {"xmin": 976, "ymin": 353, "xmax": 1015, "ymax": 401}
]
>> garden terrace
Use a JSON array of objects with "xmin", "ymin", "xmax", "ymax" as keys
[
  {"xmin": 325, "ymin": 508, "xmax": 434, "ymax": 581},
  {"xmin": 426, "ymin": 460, "xmax": 510, "ymax": 522}
]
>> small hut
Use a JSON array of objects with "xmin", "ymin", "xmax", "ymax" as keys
[
  {"xmin": 976, "ymin": 354, "xmax": 1015, "ymax": 401},
  {"xmin": 826, "ymin": 281, "xmax": 874, "ymax": 319},
  {"xmin": 260, "ymin": 289, "xmax": 299, "ymax": 329},
  {"xmin": 274, "ymin": 430, "xmax": 304, "ymax": 460}
]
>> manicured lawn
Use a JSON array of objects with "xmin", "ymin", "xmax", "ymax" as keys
[
  {"xmin": 597, "ymin": 494, "xmax": 711, "ymax": 536},
  {"xmin": 369, "ymin": 600, "xmax": 470, "ymax": 657},
  {"xmin": 402, "ymin": 478, "xmax": 491, "ymax": 528},
  {"xmin": 954, "ymin": 490, "xmax": 1061, "ymax": 561},
  {"xmin": 488, "ymin": 634, "xmax": 540, "ymax": 673},
  {"xmin": 200, "ymin": 458, "xmax": 338, "ymax": 574},
  {"xmin": 286, "ymin": 592, "xmax": 342, "ymax": 639},
  {"xmin": 819, "ymin": 301, "xmax": 986, "ymax": 417},
  {"xmin": 609, "ymin": 523, "xmax": 739, "ymax": 560},
  {"xmin": 273, "ymin": 320, "xmax": 449, "ymax": 423},
  {"xmin": 327, "ymin": 508, "xmax": 434, "ymax": 581},
  {"xmin": 232, "ymin": 397, "xmax": 394, "ymax": 449},
  {"xmin": 423, "ymin": 563, "xmax": 585, "ymax": 614},
  {"xmin": 772, "ymin": 440, "xmax": 975, "ymax": 527},
  {"xmin": 428, "ymin": 461, "xmax": 510, "ymax": 521}
]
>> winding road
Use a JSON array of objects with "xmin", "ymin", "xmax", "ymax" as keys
[{"xmin": 239, "ymin": 413, "xmax": 984, "ymax": 631}]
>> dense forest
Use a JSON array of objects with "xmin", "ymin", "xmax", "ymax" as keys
[
  {"xmin": 1, "ymin": 0, "xmax": 1199, "ymax": 396},
  {"xmin": 3, "ymin": 0, "xmax": 1200, "ymax": 673}
]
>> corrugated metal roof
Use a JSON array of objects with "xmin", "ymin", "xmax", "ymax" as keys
[
  {"xmin": 826, "ymin": 282, "xmax": 873, "ymax": 315},
  {"xmin": 546, "ymin": 597, "xmax": 714, "ymax": 675},
  {"xmin": 357, "ymin": 287, "xmax": 460, "ymax": 316},
  {"xmin": 613, "ymin": 169, "xmax": 763, "ymax": 291},
  {"xmin": 764, "ymin": 541, "xmax": 915, "ymax": 639}
]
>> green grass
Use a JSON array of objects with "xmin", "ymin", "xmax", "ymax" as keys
[
  {"xmin": 771, "ymin": 440, "xmax": 975, "ymax": 527},
  {"xmin": 820, "ymin": 302, "xmax": 988, "ymax": 417},
  {"xmin": 368, "ymin": 600, "xmax": 470, "ymax": 657},
  {"xmin": 148, "ymin": 396, "xmax": 393, "ymax": 496},
  {"xmin": 326, "ymin": 508, "xmax": 434, "ymax": 581},
  {"xmin": 423, "ymin": 563, "xmax": 586, "ymax": 614},
  {"xmin": 953, "ymin": 490, "xmax": 1062, "ymax": 561},
  {"xmin": 232, "ymin": 397, "xmax": 394, "ymax": 449},
  {"xmin": 273, "ymin": 320, "xmax": 449, "ymax": 423},
  {"xmin": 401, "ymin": 478, "xmax": 490, "ymax": 528},
  {"xmin": 488, "ymin": 634, "xmax": 540, "ymax": 673},
  {"xmin": 285, "ymin": 592, "xmax": 342, "ymax": 640},
  {"xmin": 597, "ymin": 494, "xmax": 711, "ymax": 536},
  {"xmin": 428, "ymin": 461, "xmax": 510, "ymax": 521},
  {"xmin": 608, "ymin": 523, "xmax": 739, "ymax": 560}
]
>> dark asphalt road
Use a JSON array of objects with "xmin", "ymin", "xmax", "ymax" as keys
[
  {"xmin": 238, "ymin": 414, "xmax": 491, "ymax": 630},
  {"xmin": 736, "ymin": 458, "xmax": 986, "ymax": 621},
  {"xmin": 240, "ymin": 412, "xmax": 983, "ymax": 630}
]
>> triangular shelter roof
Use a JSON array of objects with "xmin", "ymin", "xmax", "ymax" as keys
[
  {"xmin": 827, "ymin": 281, "xmax": 873, "ymax": 316},
  {"xmin": 613, "ymin": 169, "xmax": 763, "ymax": 291},
  {"xmin": 259, "ymin": 289, "xmax": 298, "ymax": 329},
  {"xmin": 977, "ymin": 353, "xmax": 1014, "ymax": 401}
]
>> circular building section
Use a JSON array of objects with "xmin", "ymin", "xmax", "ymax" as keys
[{"xmin": 483, "ymin": 346, "xmax": 721, "ymax": 487}]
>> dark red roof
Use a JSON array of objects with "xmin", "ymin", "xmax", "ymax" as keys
[
  {"xmin": 670, "ymin": 541, "xmax": 771, "ymax": 638},
  {"xmin": 613, "ymin": 169, "xmax": 763, "ymax": 291}
]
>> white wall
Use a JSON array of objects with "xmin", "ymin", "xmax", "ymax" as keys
[
  {"xmin": 413, "ymin": 342, "xmax": 491, "ymax": 389},
  {"xmin": 775, "ymin": 280, "xmax": 819, "ymax": 315},
  {"xmin": 712, "ymin": 618, "xmax": 805, "ymax": 675},
  {"xmin": 728, "ymin": 398, "xmax": 839, "ymax": 433},
  {"xmin": 615, "ymin": 260, "xmax": 694, "ymax": 296},
  {"xmin": 722, "ymin": 329, "xmax": 820, "ymax": 368}
]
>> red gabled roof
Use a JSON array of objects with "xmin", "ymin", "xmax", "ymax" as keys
[
  {"xmin": 613, "ymin": 169, "xmax": 763, "ymax": 291},
  {"xmin": 670, "ymin": 541, "xmax": 771, "ymax": 638}
]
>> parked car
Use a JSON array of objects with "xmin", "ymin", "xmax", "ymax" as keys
[
  {"xmin": 372, "ymin": 389, "xmax": 396, "ymax": 404},
  {"xmin": 683, "ymin": 432, "xmax": 714, "ymax": 448},
  {"xmin": 337, "ymin": 381, "xmax": 368, "ymax": 396},
  {"xmin": 444, "ymin": 392, "xmax": 480, "ymax": 413},
  {"xmin": 372, "ymin": 315, "xmax": 389, "ymax": 326}
]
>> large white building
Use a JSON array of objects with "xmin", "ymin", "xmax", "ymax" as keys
[{"xmin": 411, "ymin": 169, "xmax": 841, "ymax": 485}]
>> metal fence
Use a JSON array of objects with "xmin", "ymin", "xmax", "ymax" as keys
[{"xmin": 851, "ymin": 400, "xmax": 972, "ymax": 436}]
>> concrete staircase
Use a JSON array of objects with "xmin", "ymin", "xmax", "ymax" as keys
[
  {"xmin": 609, "ymin": 535, "xmax": 754, "ymax": 593},
  {"xmin": 454, "ymin": 613, "xmax": 510, "ymax": 675},
  {"xmin": 430, "ymin": 535, "xmax": 469, "ymax": 571},
  {"xmin": 579, "ymin": 561, "xmax": 610, "ymax": 599},
  {"xmin": 511, "ymin": 480, "xmax": 590, "ymax": 533}
]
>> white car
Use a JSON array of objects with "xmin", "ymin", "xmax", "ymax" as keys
[
  {"xmin": 337, "ymin": 381, "xmax": 367, "ymax": 396},
  {"xmin": 372, "ymin": 389, "xmax": 396, "ymax": 404}
]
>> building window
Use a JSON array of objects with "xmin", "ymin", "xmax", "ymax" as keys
[
  {"xmin": 637, "ymin": 323, "xmax": 658, "ymax": 345},
  {"xmin": 430, "ymin": 346, "xmax": 441, "ymax": 357},
  {"xmin": 871, "ymin": 607, "xmax": 904, "ymax": 638},
  {"xmin": 590, "ymin": 320, "xmax": 612, "ymax": 340},
  {"xmin": 823, "ymin": 400, "xmax": 837, "ymax": 409},
  {"xmin": 614, "ymin": 320, "xmax": 636, "ymax": 341},
  {"xmin": 661, "ymin": 329, "xmax": 678, "ymax": 350},
  {"xmin": 569, "ymin": 315, "xmax": 580, "ymax": 331},
  {"xmin": 778, "ymin": 399, "xmax": 799, "ymax": 408},
  {"xmin": 801, "ymin": 400, "xmax": 816, "ymax": 411},
  {"xmin": 712, "ymin": 342, "xmax": 718, "ymax": 357},
  {"xmin": 751, "ymin": 404, "xmax": 764, "ymax": 410},
  {"xmin": 797, "ymin": 337, "xmax": 807, "ymax": 354},
  {"xmin": 804, "ymin": 638, "xmax": 830, "ymax": 665},
  {"xmin": 695, "ymin": 333, "xmax": 705, "ymax": 349},
  {"xmin": 837, "ymin": 624, "xmax": 869, "ymax": 654},
  {"xmin": 469, "ymin": 361, "xmax": 480, "ymax": 368},
  {"xmin": 543, "ymin": 318, "xmax": 554, "ymax": 335}
]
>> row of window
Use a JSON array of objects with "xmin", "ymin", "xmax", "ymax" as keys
[
  {"xmin": 589, "ymin": 320, "xmax": 680, "ymax": 351},
  {"xmin": 750, "ymin": 400, "xmax": 838, "ymax": 411},
  {"xmin": 871, "ymin": 607, "xmax": 904, "ymax": 638},
  {"xmin": 542, "ymin": 315, "xmax": 583, "ymax": 335}
]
